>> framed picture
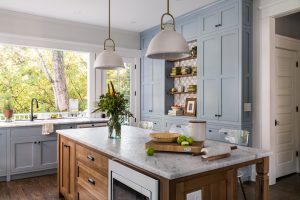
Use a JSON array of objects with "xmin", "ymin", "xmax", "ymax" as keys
[{"xmin": 185, "ymin": 98, "xmax": 197, "ymax": 116}]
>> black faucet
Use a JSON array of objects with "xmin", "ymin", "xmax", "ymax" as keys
[{"xmin": 30, "ymin": 98, "xmax": 39, "ymax": 121}]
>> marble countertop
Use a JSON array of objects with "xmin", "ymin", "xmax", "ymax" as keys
[
  {"xmin": 0, "ymin": 118, "xmax": 108, "ymax": 128},
  {"xmin": 57, "ymin": 126, "xmax": 272, "ymax": 180}
]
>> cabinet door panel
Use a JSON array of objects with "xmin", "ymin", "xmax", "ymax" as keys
[
  {"xmin": 141, "ymin": 83, "xmax": 153, "ymax": 114},
  {"xmin": 40, "ymin": 138, "xmax": 57, "ymax": 169},
  {"xmin": 0, "ymin": 132, "xmax": 6, "ymax": 176},
  {"xmin": 142, "ymin": 57, "xmax": 153, "ymax": 83},
  {"xmin": 11, "ymin": 138, "xmax": 36, "ymax": 173},
  {"xmin": 220, "ymin": 4, "xmax": 238, "ymax": 29},
  {"xmin": 221, "ymin": 30, "xmax": 239, "ymax": 76},
  {"xmin": 152, "ymin": 82, "xmax": 163, "ymax": 115},
  {"xmin": 220, "ymin": 78, "xmax": 239, "ymax": 122},
  {"xmin": 180, "ymin": 19, "xmax": 198, "ymax": 40},
  {"xmin": 202, "ymin": 36, "xmax": 220, "ymax": 77},
  {"xmin": 201, "ymin": 12, "xmax": 219, "ymax": 35},
  {"xmin": 152, "ymin": 60, "xmax": 163, "ymax": 82},
  {"xmin": 202, "ymin": 79, "xmax": 219, "ymax": 120},
  {"xmin": 220, "ymin": 29, "xmax": 239, "ymax": 122}
]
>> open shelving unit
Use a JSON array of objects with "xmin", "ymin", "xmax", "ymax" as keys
[{"xmin": 164, "ymin": 40, "xmax": 198, "ymax": 117}]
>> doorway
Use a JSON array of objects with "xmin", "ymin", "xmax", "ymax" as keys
[{"xmin": 272, "ymin": 13, "xmax": 300, "ymax": 179}]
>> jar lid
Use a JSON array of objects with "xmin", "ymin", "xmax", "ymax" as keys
[{"xmin": 189, "ymin": 120, "xmax": 206, "ymax": 123}]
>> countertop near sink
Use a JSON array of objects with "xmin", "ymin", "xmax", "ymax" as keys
[
  {"xmin": 57, "ymin": 126, "xmax": 272, "ymax": 180},
  {"xmin": 0, "ymin": 118, "xmax": 108, "ymax": 128}
]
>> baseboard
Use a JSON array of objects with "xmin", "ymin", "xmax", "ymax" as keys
[{"xmin": 10, "ymin": 169, "xmax": 57, "ymax": 181}]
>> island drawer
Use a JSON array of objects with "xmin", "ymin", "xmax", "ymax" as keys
[
  {"xmin": 77, "ymin": 184, "xmax": 100, "ymax": 200},
  {"xmin": 77, "ymin": 161, "xmax": 107, "ymax": 200},
  {"xmin": 76, "ymin": 144, "xmax": 108, "ymax": 175}
]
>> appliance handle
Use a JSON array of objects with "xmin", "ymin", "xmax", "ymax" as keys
[{"xmin": 111, "ymin": 172, "xmax": 151, "ymax": 198}]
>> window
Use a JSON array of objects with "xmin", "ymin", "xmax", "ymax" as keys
[
  {"xmin": 0, "ymin": 44, "xmax": 88, "ymax": 115},
  {"xmin": 104, "ymin": 59, "xmax": 138, "ymax": 125},
  {"xmin": 106, "ymin": 63, "xmax": 131, "ymax": 110}
]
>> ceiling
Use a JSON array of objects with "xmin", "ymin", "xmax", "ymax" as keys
[{"xmin": 0, "ymin": 0, "xmax": 218, "ymax": 32}]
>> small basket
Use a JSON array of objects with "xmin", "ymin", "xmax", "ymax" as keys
[{"xmin": 149, "ymin": 132, "xmax": 180, "ymax": 143}]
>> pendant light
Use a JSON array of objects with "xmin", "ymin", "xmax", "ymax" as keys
[
  {"xmin": 94, "ymin": 0, "xmax": 124, "ymax": 69},
  {"xmin": 146, "ymin": 0, "xmax": 190, "ymax": 60}
]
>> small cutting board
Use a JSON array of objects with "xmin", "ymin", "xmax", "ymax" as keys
[{"xmin": 145, "ymin": 140, "xmax": 204, "ymax": 155}]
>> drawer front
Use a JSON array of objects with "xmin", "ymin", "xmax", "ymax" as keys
[
  {"xmin": 76, "ymin": 144, "xmax": 108, "ymax": 175},
  {"xmin": 77, "ymin": 162, "xmax": 108, "ymax": 200},
  {"xmin": 59, "ymin": 124, "xmax": 76, "ymax": 130},
  {"xmin": 206, "ymin": 127, "xmax": 221, "ymax": 141},
  {"xmin": 77, "ymin": 184, "xmax": 99, "ymax": 200}
]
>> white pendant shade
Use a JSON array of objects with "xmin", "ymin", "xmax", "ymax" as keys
[
  {"xmin": 146, "ymin": 29, "xmax": 190, "ymax": 60},
  {"xmin": 94, "ymin": 49, "xmax": 124, "ymax": 70}
]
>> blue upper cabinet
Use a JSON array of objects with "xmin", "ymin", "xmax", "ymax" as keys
[
  {"xmin": 177, "ymin": 17, "xmax": 199, "ymax": 41},
  {"xmin": 200, "ymin": 2, "xmax": 239, "ymax": 36}
]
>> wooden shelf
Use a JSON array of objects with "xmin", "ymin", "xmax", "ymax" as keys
[
  {"xmin": 167, "ymin": 55, "xmax": 197, "ymax": 62},
  {"xmin": 168, "ymin": 91, "xmax": 197, "ymax": 95},
  {"xmin": 168, "ymin": 74, "xmax": 197, "ymax": 78}
]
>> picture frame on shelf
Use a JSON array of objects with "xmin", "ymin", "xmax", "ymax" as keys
[{"xmin": 185, "ymin": 98, "xmax": 197, "ymax": 116}]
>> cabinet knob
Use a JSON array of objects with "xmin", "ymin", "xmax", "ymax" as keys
[
  {"xmin": 87, "ymin": 177, "xmax": 95, "ymax": 185},
  {"xmin": 34, "ymin": 141, "xmax": 37, "ymax": 144},
  {"xmin": 208, "ymin": 130, "xmax": 212, "ymax": 133},
  {"xmin": 215, "ymin": 24, "xmax": 222, "ymax": 27},
  {"xmin": 87, "ymin": 154, "xmax": 95, "ymax": 161},
  {"xmin": 149, "ymin": 110, "xmax": 153, "ymax": 112},
  {"xmin": 63, "ymin": 144, "xmax": 69, "ymax": 148}
]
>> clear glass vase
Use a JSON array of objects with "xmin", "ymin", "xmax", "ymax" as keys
[{"xmin": 108, "ymin": 115, "xmax": 121, "ymax": 139}]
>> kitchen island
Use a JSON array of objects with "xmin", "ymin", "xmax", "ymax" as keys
[{"xmin": 57, "ymin": 126, "xmax": 271, "ymax": 200}]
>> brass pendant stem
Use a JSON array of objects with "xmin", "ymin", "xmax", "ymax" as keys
[
  {"xmin": 160, "ymin": 0, "xmax": 175, "ymax": 31},
  {"xmin": 104, "ymin": 0, "xmax": 116, "ymax": 51}
]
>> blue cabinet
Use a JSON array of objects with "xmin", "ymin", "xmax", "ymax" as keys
[
  {"xmin": 200, "ymin": 2, "xmax": 238, "ymax": 35},
  {"xmin": 0, "ymin": 130, "xmax": 7, "ymax": 176},
  {"xmin": 199, "ymin": 27, "xmax": 240, "ymax": 123},
  {"xmin": 141, "ymin": 55, "xmax": 164, "ymax": 116},
  {"xmin": 177, "ymin": 17, "xmax": 198, "ymax": 41},
  {"xmin": 10, "ymin": 126, "xmax": 58, "ymax": 174}
]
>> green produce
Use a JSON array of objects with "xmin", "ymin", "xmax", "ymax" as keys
[
  {"xmin": 181, "ymin": 141, "xmax": 189, "ymax": 146},
  {"xmin": 177, "ymin": 135, "xmax": 187, "ymax": 144},
  {"xmin": 146, "ymin": 147, "xmax": 155, "ymax": 156},
  {"xmin": 186, "ymin": 137, "xmax": 193, "ymax": 145}
]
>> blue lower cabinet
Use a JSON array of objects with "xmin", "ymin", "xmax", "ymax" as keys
[
  {"xmin": 38, "ymin": 137, "xmax": 57, "ymax": 169},
  {"xmin": 206, "ymin": 127, "xmax": 221, "ymax": 141},
  {"xmin": 11, "ymin": 137, "xmax": 37, "ymax": 173},
  {"xmin": 0, "ymin": 130, "xmax": 7, "ymax": 176}
]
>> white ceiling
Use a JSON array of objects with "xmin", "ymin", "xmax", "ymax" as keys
[{"xmin": 0, "ymin": 0, "xmax": 218, "ymax": 32}]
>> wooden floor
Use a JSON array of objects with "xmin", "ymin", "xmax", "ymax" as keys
[{"xmin": 0, "ymin": 173, "xmax": 299, "ymax": 200}]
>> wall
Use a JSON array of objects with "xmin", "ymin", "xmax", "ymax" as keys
[
  {"xmin": 276, "ymin": 12, "xmax": 300, "ymax": 40},
  {"xmin": 0, "ymin": 8, "xmax": 139, "ymax": 50}
]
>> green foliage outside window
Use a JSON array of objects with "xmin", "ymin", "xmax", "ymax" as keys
[{"xmin": 0, "ymin": 44, "xmax": 88, "ymax": 113}]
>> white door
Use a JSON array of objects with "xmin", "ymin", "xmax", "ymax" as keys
[{"xmin": 274, "ymin": 48, "xmax": 298, "ymax": 178}]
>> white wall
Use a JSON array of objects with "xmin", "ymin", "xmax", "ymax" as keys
[
  {"xmin": 252, "ymin": 0, "xmax": 300, "ymax": 184},
  {"xmin": 0, "ymin": 8, "xmax": 139, "ymax": 50}
]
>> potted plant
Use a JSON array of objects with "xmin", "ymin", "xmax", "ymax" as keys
[
  {"xmin": 2, "ymin": 96, "xmax": 13, "ymax": 122},
  {"xmin": 94, "ymin": 81, "xmax": 133, "ymax": 139}
]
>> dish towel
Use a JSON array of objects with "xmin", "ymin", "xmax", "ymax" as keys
[
  {"xmin": 42, "ymin": 123, "xmax": 54, "ymax": 135},
  {"xmin": 201, "ymin": 145, "xmax": 231, "ymax": 159}
]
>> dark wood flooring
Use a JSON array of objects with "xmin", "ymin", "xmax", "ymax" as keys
[{"xmin": 0, "ymin": 173, "xmax": 299, "ymax": 200}]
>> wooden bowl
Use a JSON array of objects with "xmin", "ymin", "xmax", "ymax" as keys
[{"xmin": 149, "ymin": 132, "xmax": 181, "ymax": 143}]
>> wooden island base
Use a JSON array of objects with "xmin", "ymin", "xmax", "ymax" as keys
[{"xmin": 58, "ymin": 135, "xmax": 269, "ymax": 200}]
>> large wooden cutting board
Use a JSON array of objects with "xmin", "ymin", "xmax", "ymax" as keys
[{"xmin": 145, "ymin": 140, "xmax": 204, "ymax": 154}]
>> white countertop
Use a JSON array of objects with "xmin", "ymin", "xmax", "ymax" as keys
[
  {"xmin": 0, "ymin": 118, "xmax": 108, "ymax": 128},
  {"xmin": 57, "ymin": 126, "xmax": 272, "ymax": 180}
]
